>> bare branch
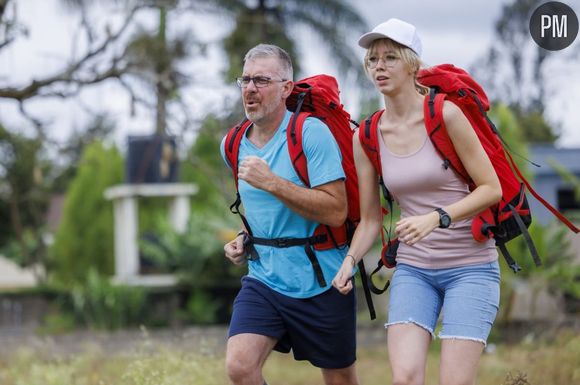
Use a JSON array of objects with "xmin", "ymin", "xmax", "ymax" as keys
[
  {"xmin": 119, "ymin": 78, "xmax": 156, "ymax": 111},
  {"xmin": 0, "ymin": 4, "xmax": 142, "ymax": 102},
  {"xmin": 0, "ymin": 0, "xmax": 22, "ymax": 50},
  {"xmin": 79, "ymin": 3, "xmax": 96, "ymax": 45},
  {"xmin": 0, "ymin": 0, "xmax": 10, "ymax": 22},
  {"xmin": 0, "ymin": 34, "xmax": 14, "ymax": 50},
  {"xmin": 18, "ymin": 101, "xmax": 49, "ymax": 140}
]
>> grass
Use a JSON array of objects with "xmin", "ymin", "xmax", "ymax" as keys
[{"xmin": 0, "ymin": 328, "xmax": 578, "ymax": 385}]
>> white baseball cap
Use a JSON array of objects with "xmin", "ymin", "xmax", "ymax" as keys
[{"xmin": 358, "ymin": 18, "xmax": 422, "ymax": 57}]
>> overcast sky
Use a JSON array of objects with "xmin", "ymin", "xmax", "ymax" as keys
[{"xmin": 1, "ymin": 0, "xmax": 579, "ymax": 149}]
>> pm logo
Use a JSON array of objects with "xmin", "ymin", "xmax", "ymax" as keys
[
  {"xmin": 530, "ymin": 1, "xmax": 578, "ymax": 50},
  {"xmin": 541, "ymin": 14, "xmax": 568, "ymax": 38}
]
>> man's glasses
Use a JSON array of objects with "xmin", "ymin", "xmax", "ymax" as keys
[
  {"xmin": 366, "ymin": 54, "xmax": 400, "ymax": 69},
  {"xmin": 236, "ymin": 76, "xmax": 287, "ymax": 88}
]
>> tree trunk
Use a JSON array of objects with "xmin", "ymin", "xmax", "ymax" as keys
[
  {"xmin": 155, "ymin": 6, "xmax": 168, "ymax": 135},
  {"xmin": 9, "ymin": 194, "xmax": 30, "ymax": 263}
]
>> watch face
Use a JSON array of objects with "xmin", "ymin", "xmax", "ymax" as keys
[
  {"xmin": 440, "ymin": 214, "xmax": 451, "ymax": 228},
  {"xmin": 436, "ymin": 208, "xmax": 451, "ymax": 228}
]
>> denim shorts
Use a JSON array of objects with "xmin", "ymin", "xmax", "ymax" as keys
[
  {"xmin": 228, "ymin": 277, "xmax": 357, "ymax": 369},
  {"xmin": 386, "ymin": 261, "xmax": 500, "ymax": 345}
]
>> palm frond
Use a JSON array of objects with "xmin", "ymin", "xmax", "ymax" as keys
[
  {"xmin": 282, "ymin": 0, "xmax": 367, "ymax": 33},
  {"xmin": 283, "ymin": 9, "xmax": 366, "ymax": 82},
  {"xmin": 184, "ymin": 0, "xmax": 247, "ymax": 16}
]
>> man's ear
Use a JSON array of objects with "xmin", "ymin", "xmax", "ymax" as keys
[{"xmin": 281, "ymin": 80, "xmax": 294, "ymax": 98}]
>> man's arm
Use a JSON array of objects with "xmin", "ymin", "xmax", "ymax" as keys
[{"xmin": 238, "ymin": 155, "xmax": 347, "ymax": 227}]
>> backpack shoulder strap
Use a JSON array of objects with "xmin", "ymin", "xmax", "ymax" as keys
[
  {"xmin": 358, "ymin": 109, "xmax": 384, "ymax": 176},
  {"xmin": 286, "ymin": 111, "xmax": 312, "ymax": 187},
  {"xmin": 359, "ymin": 109, "xmax": 395, "ymax": 214},
  {"xmin": 423, "ymin": 90, "xmax": 471, "ymax": 184},
  {"xmin": 423, "ymin": 89, "xmax": 446, "ymax": 129},
  {"xmin": 224, "ymin": 118, "xmax": 252, "ymax": 188}
]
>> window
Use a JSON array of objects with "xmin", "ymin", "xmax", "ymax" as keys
[{"xmin": 557, "ymin": 187, "xmax": 580, "ymax": 211}]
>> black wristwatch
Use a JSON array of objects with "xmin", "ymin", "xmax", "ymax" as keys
[{"xmin": 435, "ymin": 208, "xmax": 452, "ymax": 228}]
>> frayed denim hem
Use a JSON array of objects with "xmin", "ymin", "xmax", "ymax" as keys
[
  {"xmin": 439, "ymin": 334, "xmax": 487, "ymax": 347},
  {"xmin": 385, "ymin": 320, "xmax": 435, "ymax": 340}
]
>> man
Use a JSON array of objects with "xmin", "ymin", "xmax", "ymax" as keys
[{"xmin": 221, "ymin": 44, "xmax": 359, "ymax": 385}]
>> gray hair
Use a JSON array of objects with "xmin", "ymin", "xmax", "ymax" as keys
[{"xmin": 244, "ymin": 44, "xmax": 293, "ymax": 81}]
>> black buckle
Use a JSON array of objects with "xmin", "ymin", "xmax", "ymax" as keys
[
  {"xmin": 242, "ymin": 234, "xmax": 259, "ymax": 261},
  {"xmin": 275, "ymin": 238, "xmax": 290, "ymax": 248}
]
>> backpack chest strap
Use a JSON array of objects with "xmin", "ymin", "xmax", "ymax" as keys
[
  {"xmin": 248, "ymin": 234, "xmax": 328, "ymax": 287},
  {"xmin": 251, "ymin": 234, "xmax": 327, "ymax": 248}
]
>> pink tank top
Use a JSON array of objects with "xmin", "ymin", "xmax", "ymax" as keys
[{"xmin": 379, "ymin": 129, "xmax": 497, "ymax": 269}]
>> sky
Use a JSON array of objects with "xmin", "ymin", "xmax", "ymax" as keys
[{"xmin": 1, "ymin": 0, "xmax": 580, "ymax": 150}]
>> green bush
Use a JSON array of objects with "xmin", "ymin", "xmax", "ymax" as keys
[
  {"xmin": 69, "ymin": 269, "xmax": 146, "ymax": 330},
  {"xmin": 182, "ymin": 291, "xmax": 221, "ymax": 324},
  {"xmin": 38, "ymin": 312, "xmax": 77, "ymax": 335},
  {"xmin": 139, "ymin": 214, "xmax": 242, "ymax": 285}
]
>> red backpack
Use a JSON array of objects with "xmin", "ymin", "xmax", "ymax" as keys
[
  {"xmin": 360, "ymin": 64, "xmax": 579, "ymax": 287},
  {"xmin": 225, "ymin": 74, "xmax": 376, "ymax": 318}
]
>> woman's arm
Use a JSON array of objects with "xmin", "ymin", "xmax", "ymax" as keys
[
  {"xmin": 440, "ymin": 101, "xmax": 502, "ymax": 221},
  {"xmin": 395, "ymin": 101, "xmax": 502, "ymax": 245},
  {"xmin": 332, "ymin": 134, "xmax": 383, "ymax": 294}
]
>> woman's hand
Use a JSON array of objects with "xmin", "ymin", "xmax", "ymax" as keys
[
  {"xmin": 395, "ymin": 211, "xmax": 439, "ymax": 246},
  {"xmin": 332, "ymin": 256, "xmax": 356, "ymax": 295}
]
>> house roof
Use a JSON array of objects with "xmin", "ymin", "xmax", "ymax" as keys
[{"xmin": 529, "ymin": 144, "xmax": 580, "ymax": 177}]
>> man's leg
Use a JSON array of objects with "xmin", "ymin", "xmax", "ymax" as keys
[
  {"xmin": 278, "ymin": 285, "xmax": 357, "ymax": 381},
  {"xmin": 321, "ymin": 363, "xmax": 359, "ymax": 385},
  {"xmin": 225, "ymin": 332, "xmax": 277, "ymax": 385}
]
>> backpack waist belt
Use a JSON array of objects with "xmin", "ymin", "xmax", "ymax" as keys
[{"xmin": 247, "ymin": 234, "xmax": 328, "ymax": 287}]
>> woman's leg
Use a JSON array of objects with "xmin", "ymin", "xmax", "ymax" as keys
[
  {"xmin": 438, "ymin": 261, "xmax": 500, "ymax": 385},
  {"xmin": 386, "ymin": 264, "xmax": 442, "ymax": 385},
  {"xmin": 439, "ymin": 339, "xmax": 484, "ymax": 385},
  {"xmin": 388, "ymin": 324, "xmax": 431, "ymax": 385}
]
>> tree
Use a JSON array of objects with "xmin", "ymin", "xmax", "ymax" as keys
[
  {"xmin": 488, "ymin": 104, "xmax": 533, "ymax": 179},
  {"xmin": 0, "ymin": 0, "xmax": 197, "ymax": 277},
  {"xmin": 121, "ymin": 2, "xmax": 201, "ymax": 136},
  {"xmin": 51, "ymin": 141, "xmax": 123, "ymax": 284},
  {"xmin": 473, "ymin": 0, "xmax": 549, "ymax": 113},
  {"xmin": 54, "ymin": 114, "xmax": 116, "ymax": 189},
  {"xmin": 196, "ymin": 0, "xmax": 368, "ymax": 81},
  {"xmin": 180, "ymin": 112, "xmax": 240, "ymax": 213},
  {"xmin": 0, "ymin": 2, "xmax": 145, "ymax": 264},
  {"xmin": 0, "ymin": 0, "xmax": 144, "ymax": 136},
  {"xmin": 0, "ymin": 124, "xmax": 52, "ymax": 273},
  {"xmin": 471, "ymin": 0, "xmax": 579, "ymax": 142},
  {"xmin": 511, "ymin": 107, "xmax": 558, "ymax": 144}
]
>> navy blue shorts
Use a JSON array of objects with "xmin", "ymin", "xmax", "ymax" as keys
[{"xmin": 228, "ymin": 277, "xmax": 357, "ymax": 369}]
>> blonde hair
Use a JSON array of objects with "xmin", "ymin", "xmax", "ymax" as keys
[{"xmin": 364, "ymin": 38, "xmax": 429, "ymax": 95}]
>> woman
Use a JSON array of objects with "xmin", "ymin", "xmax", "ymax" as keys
[{"xmin": 332, "ymin": 18, "xmax": 502, "ymax": 385}]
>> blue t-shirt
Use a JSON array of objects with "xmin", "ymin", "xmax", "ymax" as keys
[{"xmin": 221, "ymin": 110, "xmax": 347, "ymax": 298}]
